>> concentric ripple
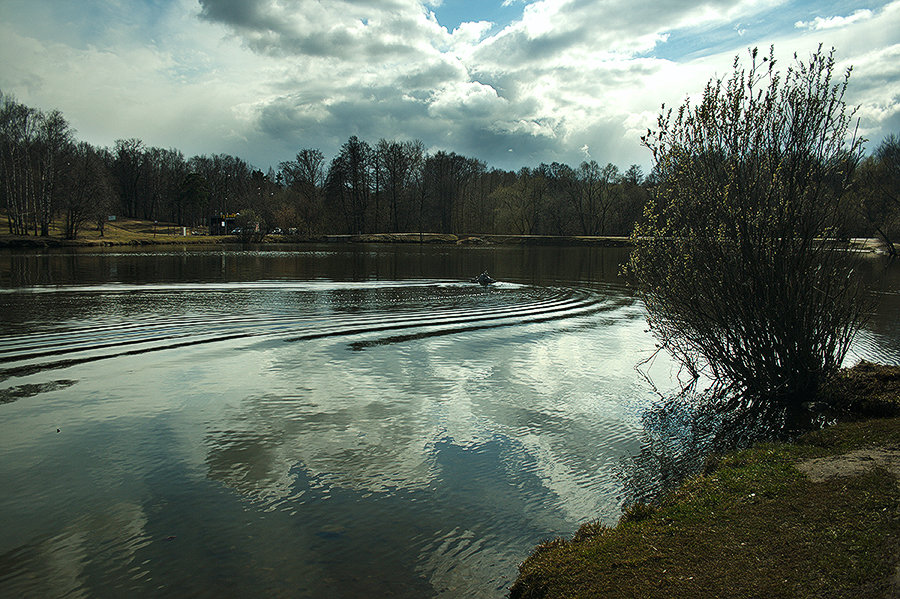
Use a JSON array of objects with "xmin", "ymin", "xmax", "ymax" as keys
[{"xmin": 0, "ymin": 280, "xmax": 614, "ymax": 381}]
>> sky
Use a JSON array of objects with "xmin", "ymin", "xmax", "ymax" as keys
[{"xmin": 0, "ymin": 0, "xmax": 898, "ymax": 173}]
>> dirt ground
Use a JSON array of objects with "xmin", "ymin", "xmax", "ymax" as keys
[{"xmin": 797, "ymin": 449, "xmax": 900, "ymax": 483}]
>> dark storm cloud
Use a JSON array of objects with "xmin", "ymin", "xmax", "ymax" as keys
[
  {"xmin": 198, "ymin": 0, "xmax": 414, "ymax": 29},
  {"xmin": 446, "ymin": 124, "xmax": 561, "ymax": 168},
  {"xmin": 256, "ymin": 87, "xmax": 430, "ymax": 142},
  {"xmin": 197, "ymin": 0, "xmax": 436, "ymax": 60},
  {"xmin": 197, "ymin": 0, "xmax": 798, "ymax": 170},
  {"xmin": 251, "ymin": 80, "xmax": 571, "ymax": 171},
  {"xmin": 482, "ymin": 28, "xmax": 587, "ymax": 66},
  {"xmin": 398, "ymin": 59, "xmax": 467, "ymax": 90},
  {"xmin": 197, "ymin": 0, "xmax": 275, "ymax": 29}
]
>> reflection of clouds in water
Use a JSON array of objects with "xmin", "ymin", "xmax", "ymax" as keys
[
  {"xmin": 520, "ymin": 304, "xmax": 648, "ymax": 400},
  {"xmin": 203, "ymin": 301, "xmax": 660, "ymax": 526},
  {"xmin": 193, "ymin": 287, "xmax": 669, "ymax": 595},
  {"xmin": 484, "ymin": 306, "xmax": 664, "ymax": 522},
  {"xmin": 0, "ymin": 503, "xmax": 148, "ymax": 598},
  {"xmin": 3, "ymin": 248, "xmax": 895, "ymax": 597},
  {"xmin": 205, "ymin": 397, "xmax": 444, "ymax": 506},
  {"xmin": 205, "ymin": 346, "xmax": 450, "ymax": 503},
  {"xmin": 416, "ymin": 527, "xmax": 512, "ymax": 597}
]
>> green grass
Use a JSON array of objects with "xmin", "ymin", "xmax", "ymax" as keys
[
  {"xmin": 0, "ymin": 214, "xmax": 219, "ymax": 246},
  {"xmin": 510, "ymin": 363, "xmax": 900, "ymax": 599}
]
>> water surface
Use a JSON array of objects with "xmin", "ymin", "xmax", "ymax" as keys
[{"xmin": 0, "ymin": 244, "xmax": 896, "ymax": 597}]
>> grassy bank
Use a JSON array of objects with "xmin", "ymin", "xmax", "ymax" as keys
[
  {"xmin": 0, "ymin": 214, "xmax": 636, "ymax": 248},
  {"xmin": 0, "ymin": 216, "xmax": 219, "ymax": 248},
  {"xmin": 511, "ymin": 362, "xmax": 900, "ymax": 599},
  {"xmin": 3, "ymin": 215, "xmax": 891, "ymax": 251}
]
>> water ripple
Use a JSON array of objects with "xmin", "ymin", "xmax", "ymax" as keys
[{"xmin": 0, "ymin": 281, "xmax": 611, "ymax": 382}]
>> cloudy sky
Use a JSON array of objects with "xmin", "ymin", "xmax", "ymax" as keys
[{"xmin": 1, "ymin": 0, "xmax": 898, "ymax": 172}]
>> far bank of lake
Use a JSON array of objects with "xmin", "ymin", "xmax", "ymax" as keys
[{"xmin": 0, "ymin": 230, "xmax": 633, "ymax": 249}]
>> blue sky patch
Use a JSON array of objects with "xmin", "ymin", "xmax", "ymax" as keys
[{"xmin": 430, "ymin": 0, "xmax": 522, "ymax": 33}]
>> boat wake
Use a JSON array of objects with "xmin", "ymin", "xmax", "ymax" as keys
[{"xmin": 0, "ymin": 280, "xmax": 621, "ymax": 381}]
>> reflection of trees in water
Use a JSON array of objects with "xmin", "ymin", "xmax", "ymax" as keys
[
  {"xmin": 0, "ymin": 244, "xmax": 637, "ymax": 287},
  {"xmin": 619, "ymin": 392, "xmax": 822, "ymax": 508}
]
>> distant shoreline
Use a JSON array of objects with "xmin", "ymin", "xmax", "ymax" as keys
[
  {"xmin": 1, "ymin": 234, "xmax": 891, "ymax": 253},
  {"xmin": 0, "ymin": 232, "xmax": 634, "ymax": 249},
  {"xmin": 0, "ymin": 213, "xmax": 891, "ymax": 253}
]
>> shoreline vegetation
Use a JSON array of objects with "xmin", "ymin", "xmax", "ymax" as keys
[
  {"xmin": 0, "ymin": 215, "xmax": 894, "ymax": 252},
  {"xmin": 510, "ymin": 361, "xmax": 900, "ymax": 599},
  {"xmin": 0, "ymin": 214, "xmax": 631, "ymax": 248}
]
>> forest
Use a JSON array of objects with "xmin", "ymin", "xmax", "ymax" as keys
[{"xmin": 1, "ymin": 90, "xmax": 897, "ymax": 250}]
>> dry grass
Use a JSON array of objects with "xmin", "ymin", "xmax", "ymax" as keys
[
  {"xmin": 0, "ymin": 214, "xmax": 226, "ymax": 247},
  {"xmin": 822, "ymin": 360, "xmax": 900, "ymax": 419},
  {"xmin": 0, "ymin": 217, "xmax": 634, "ymax": 247}
]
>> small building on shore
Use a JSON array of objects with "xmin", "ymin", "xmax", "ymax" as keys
[{"xmin": 209, "ymin": 213, "xmax": 238, "ymax": 235}]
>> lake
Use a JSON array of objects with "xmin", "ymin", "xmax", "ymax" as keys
[{"xmin": 1, "ymin": 244, "xmax": 897, "ymax": 597}]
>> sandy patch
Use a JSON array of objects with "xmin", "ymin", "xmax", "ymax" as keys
[{"xmin": 797, "ymin": 449, "xmax": 900, "ymax": 483}]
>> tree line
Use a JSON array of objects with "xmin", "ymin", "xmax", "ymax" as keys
[
  {"xmin": 1, "ymin": 88, "xmax": 897, "ymax": 246},
  {"xmin": 0, "ymin": 89, "xmax": 651, "ymax": 239}
]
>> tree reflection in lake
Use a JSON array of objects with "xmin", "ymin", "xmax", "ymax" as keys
[{"xmin": 618, "ymin": 391, "xmax": 809, "ymax": 508}]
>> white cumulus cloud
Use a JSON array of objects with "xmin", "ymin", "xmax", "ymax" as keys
[
  {"xmin": 0, "ymin": 0, "xmax": 897, "ymax": 171},
  {"xmin": 795, "ymin": 9, "xmax": 874, "ymax": 30}
]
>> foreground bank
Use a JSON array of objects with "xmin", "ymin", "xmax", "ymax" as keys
[{"xmin": 510, "ymin": 362, "xmax": 900, "ymax": 599}]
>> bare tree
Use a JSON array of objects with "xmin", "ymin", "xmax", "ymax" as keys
[
  {"xmin": 0, "ymin": 92, "xmax": 39, "ymax": 235},
  {"xmin": 326, "ymin": 136, "xmax": 374, "ymax": 234},
  {"xmin": 627, "ymin": 46, "xmax": 867, "ymax": 409},
  {"xmin": 492, "ymin": 167, "xmax": 548, "ymax": 235},
  {"xmin": 571, "ymin": 160, "xmax": 620, "ymax": 235},
  {"xmin": 64, "ymin": 142, "xmax": 114, "ymax": 239},
  {"xmin": 279, "ymin": 148, "xmax": 326, "ymax": 234},
  {"xmin": 854, "ymin": 134, "xmax": 900, "ymax": 256},
  {"xmin": 34, "ymin": 110, "xmax": 73, "ymax": 235},
  {"xmin": 113, "ymin": 138, "xmax": 145, "ymax": 217},
  {"xmin": 375, "ymin": 139, "xmax": 423, "ymax": 232}
]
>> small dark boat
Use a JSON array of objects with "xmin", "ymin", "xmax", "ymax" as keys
[{"xmin": 471, "ymin": 271, "xmax": 496, "ymax": 286}]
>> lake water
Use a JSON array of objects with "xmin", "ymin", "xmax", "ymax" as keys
[{"xmin": 1, "ymin": 244, "xmax": 897, "ymax": 597}]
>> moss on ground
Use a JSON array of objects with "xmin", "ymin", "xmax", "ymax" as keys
[{"xmin": 510, "ymin": 363, "xmax": 900, "ymax": 599}]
